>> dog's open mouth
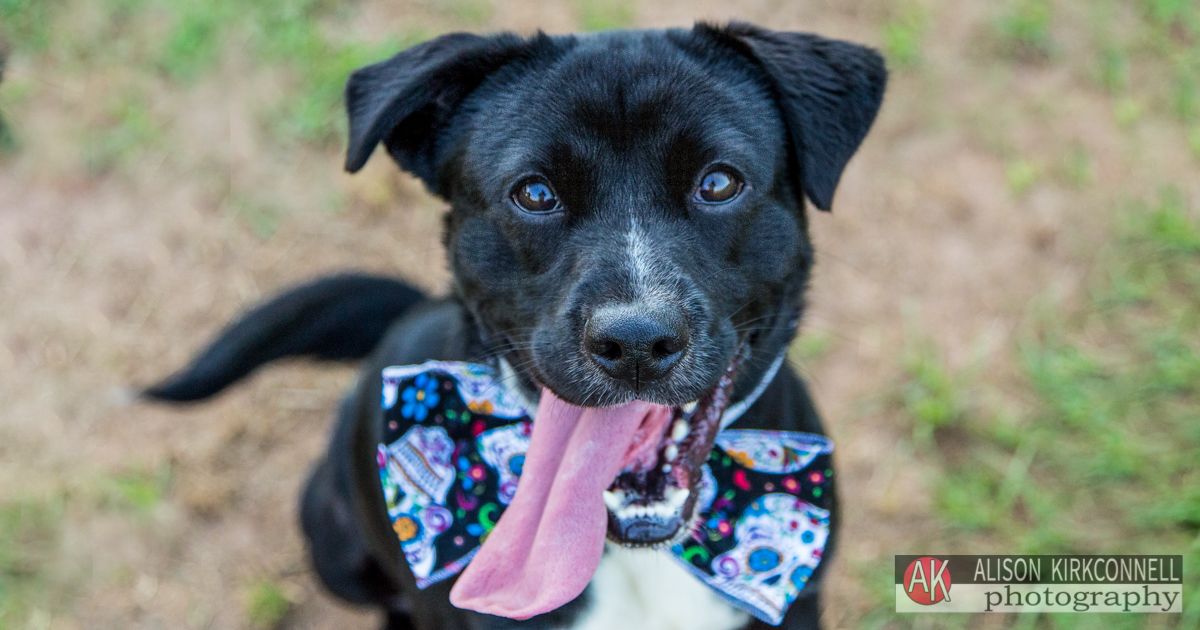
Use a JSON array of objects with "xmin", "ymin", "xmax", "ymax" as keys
[
  {"xmin": 448, "ymin": 350, "xmax": 746, "ymax": 618},
  {"xmin": 603, "ymin": 353, "xmax": 743, "ymax": 546}
]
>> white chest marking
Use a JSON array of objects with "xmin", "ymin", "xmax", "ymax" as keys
[{"xmin": 568, "ymin": 546, "xmax": 750, "ymax": 630}]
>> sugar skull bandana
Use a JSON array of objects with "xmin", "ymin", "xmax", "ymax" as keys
[{"xmin": 377, "ymin": 361, "xmax": 833, "ymax": 626}]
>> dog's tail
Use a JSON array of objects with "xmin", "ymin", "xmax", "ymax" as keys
[{"xmin": 143, "ymin": 273, "xmax": 424, "ymax": 403}]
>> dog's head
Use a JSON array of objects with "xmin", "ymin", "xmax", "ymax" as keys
[{"xmin": 345, "ymin": 24, "xmax": 884, "ymax": 553}]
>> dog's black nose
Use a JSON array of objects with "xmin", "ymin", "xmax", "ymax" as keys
[{"xmin": 584, "ymin": 306, "xmax": 688, "ymax": 388}]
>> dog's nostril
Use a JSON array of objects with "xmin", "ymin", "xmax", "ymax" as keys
[
  {"xmin": 652, "ymin": 338, "xmax": 681, "ymax": 359},
  {"xmin": 593, "ymin": 340, "xmax": 623, "ymax": 362}
]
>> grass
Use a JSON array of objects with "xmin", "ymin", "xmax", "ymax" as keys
[
  {"xmin": 881, "ymin": 4, "xmax": 926, "ymax": 69},
  {"xmin": 4, "ymin": 0, "xmax": 429, "ymax": 166},
  {"xmin": 1096, "ymin": 44, "xmax": 1130, "ymax": 93},
  {"xmin": 794, "ymin": 330, "xmax": 835, "ymax": 363},
  {"xmin": 0, "ymin": 0, "xmax": 434, "ymax": 242},
  {"xmin": 899, "ymin": 337, "xmax": 970, "ymax": 451},
  {"xmin": 1141, "ymin": 0, "xmax": 1200, "ymax": 36},
  {"xmin": 995, "ymin": 0, "xmax": 1055, "ymax": 61},
  {"xmin": 0, "ymin": 468, "xmax": 171, "ymax": 627},
  {"xmin": 103, "ymin": 465, "xmax": 171, "ymax": 514},
  {"xmin": 0, "ymin": 112, "xmax": 15, "ymax": 156},
  {"xmin": 1058, "ymin": 145, "xmax": 1094, "ymax": 188},
  {"xmin": 436, "ymin": 0, "xmax": 492, "ymax": 25},
  {"xmin": 1171, "ymin": 50, "xmax": 1200, "ymax": 121},
  {"xmin": 266, "ymin": 33, "xmax": 422, "ymax": 146},
  {"xmin": 0, "ymin": 495, "xmax": 65, "ymax": 625},
  {"xmin": 231, "ymin": 193, "xmax": 284, "ymax": 241},
  {"xmin": 880, "ymin": 188, "xmax": 1200, "ymax": 627},
  {"xmin": 84, "ymin": 91, "xmax": 161, "ymax": 175},
  {"xmin": 1114, "ymin": 97, "xmax": 1144, "ymax": 128},
  {"xmin": 0, "ymin": 0, "xmax": 58, "ymax": 52},
  {"xmin": 245, "ymin": 580, "xmax": 292, "ymax": 629},
  {"xmin": 1005, "ymin": 158, "xmax": 1040, "ymax": 196},
  {"xmin": 157, "ymin": 2, "xmax": 227, "ymax": 83},
  {"xmin": 0, "ymin": 35, "xmax": 22, "ymax": 156},
  {"xmin": 1085, "ymin": 0, "xmax": 1200, "ymax": 126},
  {"xmin": 154, "ymin": 0, "xmax": 425, "ymax": 144},
  {"xmin": 577, "ymin": 0, "xmax": 635, "ymax": 32},
  {"xmin": 1134, "ymin": 0, "xmax": 1200, "ymax": 124}
]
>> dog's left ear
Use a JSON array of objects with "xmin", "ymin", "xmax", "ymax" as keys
[
  {"xmin": 344, "ymin": 32, "xmax": 548, "ymax": 195},
  {"xmin": 698, "ymin": 23, "xmax": 887, "ymax": 211}
]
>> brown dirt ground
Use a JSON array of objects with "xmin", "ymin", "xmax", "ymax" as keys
[{"xmin": 1, "ymin": 0, "xmax": 1198, "ymax": 628}]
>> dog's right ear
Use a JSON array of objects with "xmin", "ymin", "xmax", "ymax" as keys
[{"xmin": 344, "ymin": 32, "xmax": 544, "ymax": 194}]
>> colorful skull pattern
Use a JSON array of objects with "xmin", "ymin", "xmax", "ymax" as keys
[
  {"xmin": 377, "ymin": 361, "xmax": 834, "ymax": 624},
  {"xmin": 671, "ymin": 432, "xmax": 834, "ymax": 625},
  {"xmin": 705, "ymin": 495, "xmax": 829, "ymax": 624},
  {"xmin": 379, "ymin": 425, "xmax": 457, "ymax": 580},
  {"xmin": 714, "ymin": 430, "xmax": 834, "ymax": 474},
  {"xmin": 476, "ymin": 422, "xmax": 531, "ymax": 505},
  {"xmin": 383, "ymin": 361, "xmax": 528, "ymax": 420}
]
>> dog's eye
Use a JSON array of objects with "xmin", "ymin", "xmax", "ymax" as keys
[
  {"xmin": 512, "ymin": 178, "xmax": 561, "ymax": 213},
  {"xmin": 694, "ymin": 168, "xmax": 744, "ymax": 204}
]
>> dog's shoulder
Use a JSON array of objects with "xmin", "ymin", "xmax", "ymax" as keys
[{"xmin": 368, "ymin": 298, "xmax": 478, "ymax": 368}]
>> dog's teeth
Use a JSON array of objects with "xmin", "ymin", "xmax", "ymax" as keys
[
  {"xmin": 682, "ymin": 400, "xmax": 698, "ymax": 414},
  {"xmin": 661, "ymin": 464, "xmax": 672, "ymax": 473},
  {"xmin": 671, "ymin": 419, "xmax": 689, "ymax": 442},
  {"xmin": 603, "ymin": 490, "xmax": 624, "ymax": 511},
  {"xmin": 666, "ymin": 488, "xmax": 690, "ymax": 508},
  {"xmin": 664, "ymin": 444, "xmax": 678, "ymax": 462},
  {"xmin": 612, "ymin": 494, "xmax": 694, "ymax": 520}
]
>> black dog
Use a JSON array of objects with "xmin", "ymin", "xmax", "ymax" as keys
[{"xmin": 148, "ymin": 22, "xmax": 885, "ymax": 630}]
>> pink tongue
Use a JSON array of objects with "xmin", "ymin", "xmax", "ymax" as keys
[{"xmin": 449, "ymin": 388, "xmax": 671, "ymax": 619}]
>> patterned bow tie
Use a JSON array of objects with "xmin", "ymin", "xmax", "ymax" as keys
[{"xmin": 377, "ymin": 361, "xmax": 833, "ymax": 626}]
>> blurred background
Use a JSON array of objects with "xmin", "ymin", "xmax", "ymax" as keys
[{"xmin": 1, "ymin": 0, "xmax": 1198, "ymax": 628}]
